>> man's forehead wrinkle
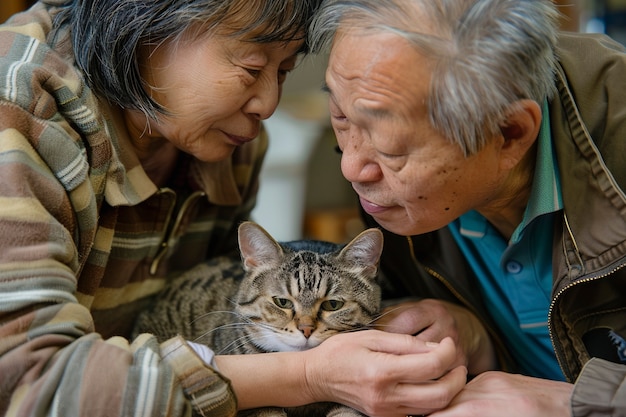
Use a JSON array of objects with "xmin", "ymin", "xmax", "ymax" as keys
[
  {"xmin": 349, "ymin": 71, "xmax": 401, "ymax": 120},
  {"xmin": 351, "ymin": 40, "xmax": 409, "ymax": 118},
  {"xmin": 328, "ymin": 33, "xmax": 415, "ymax": 121}
]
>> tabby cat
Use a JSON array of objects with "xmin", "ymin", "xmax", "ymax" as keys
[{"xmin": 134, "ymin": 221, "xmax": 384, "ymax": 417}]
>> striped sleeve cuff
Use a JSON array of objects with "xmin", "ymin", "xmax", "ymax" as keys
[{"xmin": 161, "ymin": 336, "xmax": 238, "ymax": 417}]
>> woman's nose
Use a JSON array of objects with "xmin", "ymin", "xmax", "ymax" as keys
[{"xmin": 245, "ymin": 80, "xmax": 281, "ymax": 121}]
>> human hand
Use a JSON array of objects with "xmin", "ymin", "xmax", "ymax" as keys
[
  {"xmin": 304, "ymin": 330, "xmax": 467, "ymax": 417},
  {"xmin": 376, "ymin": 299, "xmax": 497, "ymax": 375},
  {"xmin": 429, "ymin": 371, "xmax": 573, "ymax": 417}
]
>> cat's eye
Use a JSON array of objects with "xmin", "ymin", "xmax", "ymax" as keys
[
  {"xmin": 321, "ymin": 300, "xmax": 344, "ymax": 311},
  {"xmin": 272, "ymin": 297, "xmax": 294, "ymax": 309}
]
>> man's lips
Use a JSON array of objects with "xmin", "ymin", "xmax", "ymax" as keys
[{"xmin": 359, "ymin": 196, "xmax": 390, "ymax": 214}]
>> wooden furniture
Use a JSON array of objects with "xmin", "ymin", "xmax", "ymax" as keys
[{"xmin": 1, "ymin": 0, "xmax": 31, "ymax": 23}]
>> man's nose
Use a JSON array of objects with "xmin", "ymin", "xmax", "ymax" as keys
[{"xmin": 340, "ymin": 141, "xmax": 382, "ymax": 184}]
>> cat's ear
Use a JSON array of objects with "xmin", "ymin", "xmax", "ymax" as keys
[
  {"xmin": 238, "ymin": 221, "xmax": 284, "ymax": 270},
  {"xmin": 339, "ymin": 228, "xmax": 384, "ymax": 276}
]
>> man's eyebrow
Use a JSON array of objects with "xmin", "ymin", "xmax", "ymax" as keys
[{"xmin": 320, "ymin": 82, "xmax": 392, "ymax": 119}]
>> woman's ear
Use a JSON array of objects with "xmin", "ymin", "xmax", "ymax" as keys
[{"xmin": 498, "ymin": 99, "xmax": 542, "ymax": 170}]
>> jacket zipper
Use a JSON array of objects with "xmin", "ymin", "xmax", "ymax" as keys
[
  {"xmin": 405, "ymin": 236, "xmax": 514, "ymax": 372},
  {"xmin": 548, "ymin": 262, "xmax": 626, "ymax": 381},
  {"xmin": 549, "ymin": 212, "xmax": 626, "ymax": 380}
]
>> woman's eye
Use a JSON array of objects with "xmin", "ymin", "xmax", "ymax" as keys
[
  {"xmin": 321, "ymin": 299, "xmax": 344, "ymax": 311},
  {"xmin": 273, "ymin": 297, "xmax": 294, "ymax": 309},
  {"xmin": 245, "ymin": 68, "xmax": 261, "ymax": 78}
]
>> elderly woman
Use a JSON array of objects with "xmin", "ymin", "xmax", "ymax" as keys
[{"xmin": 0, "ymin": 1, "xmax": 459, "ymax": 416}]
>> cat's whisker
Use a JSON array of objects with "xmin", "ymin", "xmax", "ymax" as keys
[
  {"xmin": 367, "ymin": 323, "xmax": 394, "ymax": 331},
  {"xmin": 335, "ymin": 326, "xmax": 373, "ymax": 335},
  {"xmin": 192, "ymin": 314, "xmax": 284, "ymax": 345},
  {"xmin": 375, "ymin": 305, "xmax": 408, "ymax": 319},
  {"xmin": 217, "ymin": 335, "xmax": 258, "ymax": 354},
  {"xmin": 193, "ymin": 321, "xmax": 256, "ymax": 341},
  {"xmin": 188, "ymin": 309, "xmax": 240, "ymax": 325},
  {"xmin": 217, "ymin": 330, "xmax": 281, "ymax": 354}
]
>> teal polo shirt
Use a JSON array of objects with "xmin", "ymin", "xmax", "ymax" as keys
[{"xmin": 448, "ymin": 101, "xmax": 565, "ymax": 380}]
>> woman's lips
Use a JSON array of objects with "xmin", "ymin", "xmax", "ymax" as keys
[
  {"xmin": 225, "ymin": 133, "xmax": 254, "ymax": 146},
  {"xmin": 359, "ymin": 196, "xmax": 389, "ymax": 214}
]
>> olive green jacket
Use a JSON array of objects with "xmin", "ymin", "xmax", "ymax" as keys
[{"xmin": 365, "ymin": 32, "xmax": 626, "ymax": 417}]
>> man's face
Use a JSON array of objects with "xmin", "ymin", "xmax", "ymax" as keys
[{"xmin": 325, "ymin": 30, "xmax": 507, "ymax": 236}]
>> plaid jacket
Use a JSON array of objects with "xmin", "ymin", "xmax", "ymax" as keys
[{"xmin": 0, "ymin": 2, "xmax": 265, "ymax": 415}]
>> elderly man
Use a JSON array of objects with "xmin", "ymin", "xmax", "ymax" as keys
[{"xmin": 309, "ymin": 0, "xmax": 626, "ymax": 416}]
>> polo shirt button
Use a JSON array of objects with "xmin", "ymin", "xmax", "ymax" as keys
[{"xmin": 506, "ymin": 260, "xmax": 523, "ymax": 274}]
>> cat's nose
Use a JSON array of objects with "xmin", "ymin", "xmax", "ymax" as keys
[
  {"xmin": 298, "ymin": 324, "xmax": 315, "ymax": 338},
  {"xmin": 297, "ymin": 318, "xmax": 316, "ymax": 338}
]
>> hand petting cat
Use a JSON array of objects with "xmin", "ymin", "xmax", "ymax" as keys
[
  {"xmin": 301, "ymin": 331, "xmax": 468, "ymax": 417},
  {"xmin": 376, "ymin": 299, "xmax": 497, "ymax": 376},
  {"xmin": 373, "ymin": 303, "xmax": 572, "ymax": 417},
  {"xmin": 215, "ymin": 333, "xmax": 468, "ymax": 416}
]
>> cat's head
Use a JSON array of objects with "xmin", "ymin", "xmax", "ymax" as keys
[{"xmin": 235, "ymin": 221, "xmax": 383, "ymax": 352}]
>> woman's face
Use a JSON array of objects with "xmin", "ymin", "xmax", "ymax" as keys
[{"xmin": 127, "ymin": 31, "xmax": 303, "ymax": 162}]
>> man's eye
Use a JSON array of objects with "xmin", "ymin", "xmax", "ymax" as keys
[
  {"xmin": 378, "ymin": 151, "xmax": 404, "ymax": 159},
  {"xmin": 378, "ymin": 152, "xmax": 408, "ymax": 171},
  {"xmin": 330, "ymin": 112, "xmax": 349, "ymax": 126}
]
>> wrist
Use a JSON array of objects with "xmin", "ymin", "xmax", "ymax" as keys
[
  {"xmin": 215, "ymin": 350, "xmax": 314, "ymax": 410},
  {"xmin": 161, "ymin": 336, "xmax": 237, "ymax": 417}
]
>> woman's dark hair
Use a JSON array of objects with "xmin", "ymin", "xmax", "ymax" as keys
[{"xmin": 53, "ymin": 0, "xmax": 321, "ymax": 119}]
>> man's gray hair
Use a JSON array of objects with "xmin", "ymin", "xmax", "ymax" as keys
[
  {"xmin": 51, "ymin": 0, "xmax": 320, "ymax": 120},
  {"xmin": 309, "ymin": 0, "xmax": 560, "ymax": 155}
]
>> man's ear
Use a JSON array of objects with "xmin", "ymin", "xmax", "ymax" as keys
[{"xmin": 498, "ymin": 99, "xmax": 542, "ymax": 170}]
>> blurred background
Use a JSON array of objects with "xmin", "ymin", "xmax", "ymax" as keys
[{"xmin": 1, "ymin": 0, "xmax": 625, "ymax": 243}]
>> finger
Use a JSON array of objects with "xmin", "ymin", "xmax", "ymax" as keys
[
  {"xmin": 362, "ymin": 330, "xmax": 444, "ymax": 356},
  {"xmin": 414, "ymin": 324, "xmax": 452, "ymax": 343},
  {"xmin": 375, "ymin": 305, "xmax": 434, "ymax": 334},
  {"xmin": 391, "ymin": 366, "xmax": 469, "ymax": 416},
  {"xmin": 376, "ymin": 337, "xmax": 461, "ymax": 382}
]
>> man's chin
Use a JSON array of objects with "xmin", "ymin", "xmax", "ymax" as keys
[
  {"xmin": 371, "ymin": 215, "xmax": 408, "ymax": 235},
  {"xmin": 372, "ymin": 215, "xmax": 430, "ymax": 237}
]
